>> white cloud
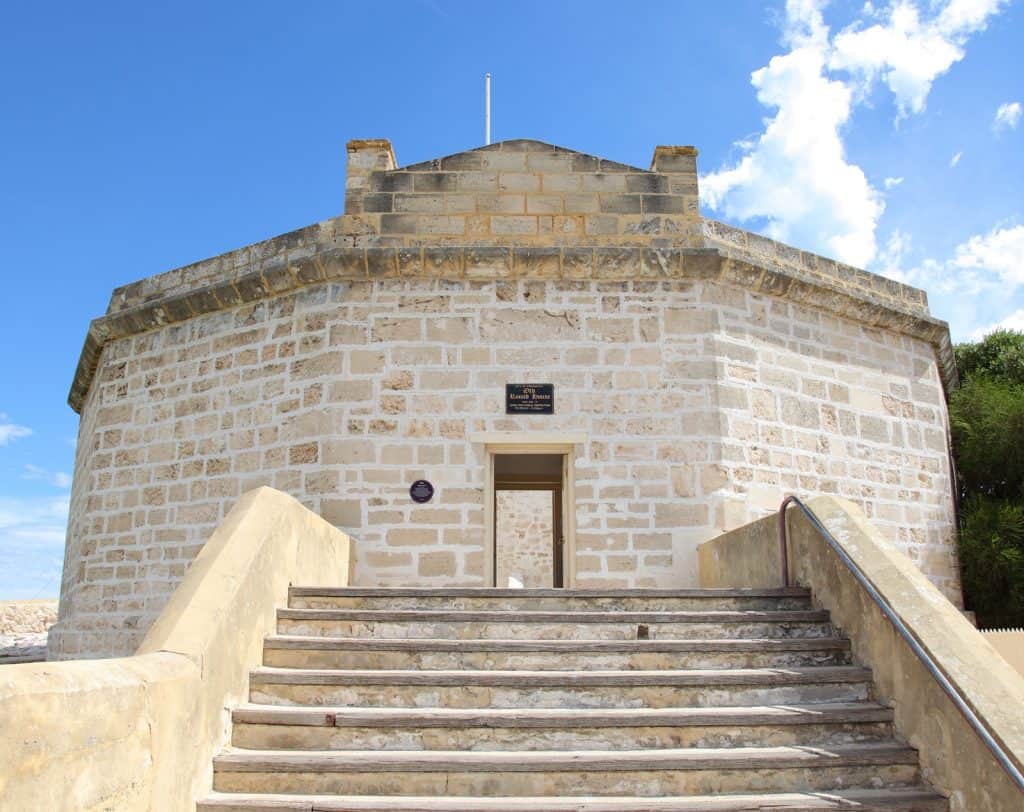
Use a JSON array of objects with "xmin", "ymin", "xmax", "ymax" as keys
[
  {"xmin": 830, "ymin": 0, "xmax": 1005, "ymax": 120},
  {"xmin": 950, "ymin": 224, "xmax": 1024, "ymax": 286},
  {"xmin": 872, "ymin": 223, "xmax": 1024, "ymax": 340},
  {"xmin": 0, "ymin": 496, "xmax": 69, "ymax": 547},
  {"xmin": 949, "ymin": 150, "xmax": 963, "ymax": 167},
  {"xmin": 883, "ymin": 176, "xmax": 904, "ymax": 189},
  {"xmin": 0, "ymin": 496, "xmax": 68, "ymax": 600},
  {"xmin": 994, "ymin": 101, "xmax": 1022, "ymax": 132},
  {"xmin": 875, "ymin": 228, "xmax": 913, "ymax": 279},
  {"xmin": 879, "ymin": 222, "xmax": 1024, "ymax": 300},
  {"xmin": 703, "ymin": 0, "xmax": 1007, "ymax": 270},
  {"xmin": 0, "ymin": 413, "xmax": 32, "ymax": 447},
  {"xmin": 938, "ymin": 0, "xmax": 1009, "ymax": 34},
  {"xmin": 970, "ymin": 308, "xmax": 1024, "ymax": 340},
  {"xmin": 703, "ymin": 1, "xmax": 883, "ymax": 267},
  {"xmin": 22, "ymin": 464, "xmax": 72, "ymax": 489}
]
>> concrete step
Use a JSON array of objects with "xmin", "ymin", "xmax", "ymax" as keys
[
  {"xmin": 276, "ymin": 608, "xmax": 835, "ymax": 641},
  {"xmin": 249, "ymin": 666, "xmax": 872, "ymax": 709},
  {"xmin": 198, "ymin": 787, "xmax": 949, "ymax": 811},
  {"xmin": 288, "ymin": 587, "xmax": 813, "ymax": 612},
  {"xmin": 230, "ymin": 701, "xmax": 895, "ymax": 751},
  {"xmin": 211, "ymin": 742, "xmax": 922, "ymax": 795},
  {"xmin": 263, "ymin": 635, "xmax": 853, "ymax": 670}
]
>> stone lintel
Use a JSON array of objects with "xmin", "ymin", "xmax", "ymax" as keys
[
  {"xmin": 469, "ymin": 431, "xmax": 589, "ymax": 448},
  {"xmin": 67, "ymin": 245, "xmax": 957, "ymax": 414}
]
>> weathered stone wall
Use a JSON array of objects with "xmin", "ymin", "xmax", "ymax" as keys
[
  {"xmin": 496, "ymin": 490, "xmax": 554, "ymax": 588},
  {"xmin": 711, "ymin": 289, "xmax": 959, "ymax": 598},
  {"xmin": 51, "ymin": 274, "xmax": 959, "ymax": 659}
]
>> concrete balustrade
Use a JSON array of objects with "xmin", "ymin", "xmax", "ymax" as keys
[
  {"xmin": 698, "ymin": 495, "xmax": 1024, "ymax": 811},
  {"xmin": 0, "ymin": 487, "xmax": 353, "ymax": 811}
]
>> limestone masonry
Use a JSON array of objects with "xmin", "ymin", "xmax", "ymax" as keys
[{"xmin": 51, "ymin": 138, "xmax": 959, "ymax": 659}]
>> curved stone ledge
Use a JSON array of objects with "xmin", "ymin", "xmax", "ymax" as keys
[
  {"xmin": 703, "ymin": 219, "xmax": 930, "ymax": 314},
  {"xmin": 69, "ymin": 244, "xmax": 956, "ymax": 413}
]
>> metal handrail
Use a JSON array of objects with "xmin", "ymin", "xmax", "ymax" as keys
[{"xmin": 778, "ymin": 494, "xmax": 1024, "ymax": 794}]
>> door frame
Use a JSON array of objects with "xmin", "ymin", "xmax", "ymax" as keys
[{"xmin": 472, "ymin": 432, "xmax": 585, "ymax": 588}]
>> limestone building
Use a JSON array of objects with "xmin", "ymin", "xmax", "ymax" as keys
[{"xmin": 50, "ymin": 138, "xmax": 959, "ymax": 659}]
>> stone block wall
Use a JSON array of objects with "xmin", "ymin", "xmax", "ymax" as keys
[
  {"xmin": 710, "ymin": 289, "xmax": 959, "ymax": 598},
  {"xmin": 50, "ymin": 275, "xmax": 958, "ymax": 659}
]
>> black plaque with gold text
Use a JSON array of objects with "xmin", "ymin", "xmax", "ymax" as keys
[{"xmin": 505, "ymin": 383, "xmax": 554, "ymax": 415}]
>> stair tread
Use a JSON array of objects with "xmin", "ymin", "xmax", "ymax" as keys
[
  {"xmin": 213, "ymin": 741, "xmax": 919, "ymax": 772},
  {"xmin": 264, "ymin": 635, "xmax": 850, "ymax": 652},
  {"xmin": 278, "ymin": 608, "xmax": 829, "ymax": 623},
  {"xmin": 221, "ymin": 590, "xmax": 941, "ymax": 806},
  {"xmin": 233, "ymin": 700, "xmax": 894, "ymax": 727},
  {"xmin": 199, "ymin": 787, "xmax": 947, "ymax": 811},
  {"xmin": 290, "ymin": 587, "xmax": 813, "ymax": 598},
  {"xmin": 250, "ymin": 665, "xmax": 871, "ymax": 686}
]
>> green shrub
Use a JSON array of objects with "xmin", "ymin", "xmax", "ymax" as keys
[
  {"xmin": 955, "ymin": 329, "xmax": 1024, "ymax": 386},
  {"xmin": 950, "ymin": 329, "xmax": 1024, "ymax": 628},
  {"xmin": 956, "ymin": 495, "xmax": 1024, "ymax": 628},
  {"xmin": 949, "ymin": 376, "xmax": 1024, "ymax": 501}
]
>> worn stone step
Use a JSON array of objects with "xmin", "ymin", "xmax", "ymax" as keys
[
  {"xmin": 231, "ymin": 701, "xmax": 895, "ymax": 751},
  {"xmin": 211, "ymin": 742, "xmax": 922, "ymax": 795},
  {"xmin": 276, "ymin": 608, "xmax": 834, "ymax": 641},
  {"xmin": 198, "ymin": 787, "xmax": 949, "ymax": 811},
  {"xmin": 288, "ymin": 587, "xmax": 813, "ymax": 612},
  {"xmin": 249, "ymin": 666, "xmax": 872, "ymax": 709},
  {"xmin": 263, "ymin": 635, "xmax": 853, "ymax": 670}
]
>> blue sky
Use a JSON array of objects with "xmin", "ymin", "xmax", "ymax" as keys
[{"xmin": 0, "ymin": 0, "xmax": 1021, "ymax": 599}]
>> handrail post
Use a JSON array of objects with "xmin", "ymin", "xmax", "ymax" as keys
[{"xmin": 777, "ymin": 495, "xmax": 794, "ymax": 588}]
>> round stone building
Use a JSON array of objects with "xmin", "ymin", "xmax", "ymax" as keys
[{"xmin": 50, "ymin": 138, "xmax": 959, "ymax": 659}]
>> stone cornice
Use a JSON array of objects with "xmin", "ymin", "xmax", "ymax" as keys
[{"xmin": 68, "ymin": 245, "xmax": 956, "ymax": 413}]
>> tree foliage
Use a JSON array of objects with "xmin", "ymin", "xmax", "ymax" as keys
[
  {"xmin": 950, "ymin": 329, "xmax": 1024, "ymax": 627},
  {"xmin": 955, "ymin": 329, "xmax": 1024, "ymax": 386}
]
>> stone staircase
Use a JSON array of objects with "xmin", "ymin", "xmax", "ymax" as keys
[{"xmin": 198, "ymin": 588, "xmax": 948, "ymax": 811}]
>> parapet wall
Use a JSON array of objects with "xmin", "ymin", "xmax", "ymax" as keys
[
  {"xmin": 102, "ymin": 140, "xmax": 931, "ymax": 323},
  {"xmin": 342, "ymin": 138, "xmax": 702, "ymax": 247}
]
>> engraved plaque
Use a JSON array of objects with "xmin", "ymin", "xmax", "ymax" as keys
[{"xmin": 505, "ymin": 383, "xmax": 554, "ymax": 415}]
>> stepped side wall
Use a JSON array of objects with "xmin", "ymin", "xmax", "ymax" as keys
[
  {"xmin": 7, "ymin": 488, "xmax": 351, "ymax": 812},
  {"xmin": 52, "ymin": 277, "xmax": 957, "ymax": 659}
]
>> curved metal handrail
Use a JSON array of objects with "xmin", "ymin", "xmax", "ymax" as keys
[{"xmin": 778, "ymin": 494, "xmax": 1024, "ymax": 793}]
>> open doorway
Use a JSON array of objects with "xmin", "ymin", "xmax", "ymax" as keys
[
  {"xmin": 494, "ymin": 454, "xmax": 564, "ymax": 588},
  {"xmin": 478, "ymin": 433, "xmax": 581, "ymax": 589}
]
